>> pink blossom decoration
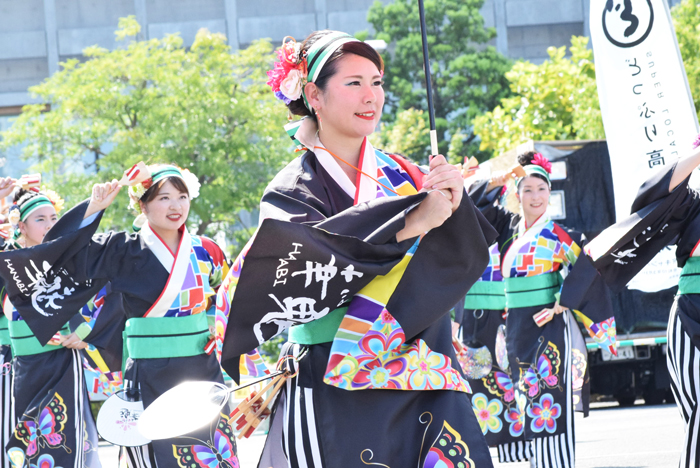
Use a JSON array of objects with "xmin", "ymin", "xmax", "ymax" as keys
[
  {"xmin": 531, "ymin": 153, "xmax": 552, "ymax": 174},
  {"xmin": 693, "ymin": 134, "xmax": 700, "ymax": 150},
  {"xmin": 266, "ymin": 38, "xmax": 308, "ymax": 104}
]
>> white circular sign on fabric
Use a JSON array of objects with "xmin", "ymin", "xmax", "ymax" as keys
[
  {"xmin": 96, "ymin": 390, "xmax": 151, "ymax": 447},
  {"xmin": 602, "ymin": 0, "xmax": 654, "ymax": 48}
]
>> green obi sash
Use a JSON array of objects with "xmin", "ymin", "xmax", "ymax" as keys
[
  {"xmin": 464, "ymin": 281, "xmax": 506, "ymax": 310},
  {"xmin": 9, "ymin": 320, "xmax": 69, "ymax": 356},
  {"xmin": 0, "ymin": 316, "xmax": 9, "ymax": 346},
  {"xmin": 288, "ymin": 306, "xmax": 348, "ymax": 346},
  {"xmin": 124, "ymin": 312, "xmax": 209, "ymax": 360},
  {"xmin": 505, "ymin": 271, "xmax": 561, "ymax": 309},
  {"xmin": 678, "ymin": 257, "xmax": 700, "ymax": 295}
]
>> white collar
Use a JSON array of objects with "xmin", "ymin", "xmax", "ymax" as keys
[
  {"xmin": 313, "ymin": 136, "xmax": 379, "ymax": 205},
  {"xmin": 517, "ymin": 211, "xmax": 551, "ymax": 237},
  {"xmin": 140, "ymin": 222, "xmax": 191, "ymax": 272}
]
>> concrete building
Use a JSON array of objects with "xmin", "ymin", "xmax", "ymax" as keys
[
  {"xmin": 0, "ymin": 0, "xmax": 685, "ymax": 169},
  {"xmin": 0, "ymin": 0, "xmax": 685, "ymax": 111}
]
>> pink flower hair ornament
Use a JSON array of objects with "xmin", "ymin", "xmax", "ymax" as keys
[
  {"xmin": 531, "ymin": 153, "xmax": 552, "ymax": 174},
  {"xmin": 266, "ymin": 37, "xmax": 308, "ymax": 105},
  {"xmin": 693, "ymin": 134, "xmax": 700, "ymax": 150}
]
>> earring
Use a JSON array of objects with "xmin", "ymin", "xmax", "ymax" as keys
[{"xmin": 315, "ymin": 107, "xmax": 323, "ymax": 131}]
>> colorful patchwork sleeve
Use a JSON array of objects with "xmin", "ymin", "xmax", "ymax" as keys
[
  {"xmin": 200, "ymin": 236, "xmax": 230, "ymax": 291},
  {"xmin": 214, "ymin": 236, "xmax": 252, "ymax": 364},
  {"xmin": 322, "ymin": 246, "xmax": 472, "ymax": 393},
  {"xmin": 75, "ymin": 286, "xmax": 109, "ymax": 340}
]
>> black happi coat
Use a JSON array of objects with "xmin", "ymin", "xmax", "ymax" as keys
[
  {"xmin": 0, "ymin": 203, "xmax": 231, "ymax": 468},
  {"xmin": 2, "ymin": 242, "xmax": 101, "ymax": 468},
  {"xmin": 589, "ymin": 162, "xmax": 700, "ymax": 346},
  {"xmin": 221, "ymin": 151, "xmax": 498, "ymax": 467}
]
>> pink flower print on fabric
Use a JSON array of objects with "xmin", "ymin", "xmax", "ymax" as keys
[
  {"xmin": 323, "ymin": 310, "xmax": 471, "ymax": 392},
  {"xmin": 352, "ymin": 328, "xmax": 408, "ymax": 389},
  {"xmin": 406, "ymin": 341, "xmax": 453, "ymax": 390},
  {"xmin": 527, "ymin": 393, "xmax": 561, "ymax": 434},
  {"xmin": 30, "ymin": 454, "xmax": 62, "ymax": 468},
  {"xmin": 379, "ymin": 309, "xmax": 396, "ymax": 326},
  {"xmin": 214, "ymin": 236, "xmax": 251, "ymax": 364},
  {"xmin": 505, "ymin": 405, "xmax": 525, "ymax": 437}
]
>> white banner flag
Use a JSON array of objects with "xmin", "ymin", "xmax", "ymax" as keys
[{"xmin": 590, "ymin": 0, "xmax": 698, "ymax": 292}]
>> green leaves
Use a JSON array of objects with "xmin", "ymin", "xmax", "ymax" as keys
[
  {"xmin": 473, "ymin": 36, "xmax": 605, "ymax": 156},
  {"xmin": 472, "ymin": 0, "xmax": 700, "ymax": 158},
  {"xmin": 0, "ymin": 18, "xmax": 290, "ymax": 256},
  {"xmin": 366, "ymin": 0, "xmax": 511, "ymax": 163},
  {"xmin": 672, "ymin": 0, "xmax": 700, "ymax": 121}
]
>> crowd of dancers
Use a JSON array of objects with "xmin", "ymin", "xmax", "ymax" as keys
[{"xmin": 0, "ymin": 28, "xmax": 698, "ymax": 468}]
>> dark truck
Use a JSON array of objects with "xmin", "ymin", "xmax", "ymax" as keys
[{"xmin": 485, "ymin": 140, "xmax": 673, "ymax": 406}]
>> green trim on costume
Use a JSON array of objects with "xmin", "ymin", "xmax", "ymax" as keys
[
  {"xmin": 504, "ymin": 271, "xmax": 561, "ymax": 308},
  {"xmin": 288, "ymin": 306, "xmax": 349, "ymax": 345},
  {"xmin": 587, "ymin": 336, "xmax": 666, "ymax": 350},
  {"xmin": 124, "ymin": 312, "xmax": 209, "ymax": 360},
  {"xmin": 679, "ymin": 257, "xmax": 700, "ymax": 295},
  {"xmin": 74, "ymin": 322, "xmax": 93, "ymax": 341},
  {"xmin": 9, "ymin": 320, "xmax": 69, "ymax": 356},
  {"xmin": 464, "ymin": 281, "xmax": 506, "ymax": 310},
  {"xmin": 0, "ymin": 316, "xmax": 9, "ymax": 346}
]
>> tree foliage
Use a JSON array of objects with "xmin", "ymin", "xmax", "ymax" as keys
[
  {"xmin": 0, "ymin": 17, "xmax": 290, "ymax": 253},
  {"xmin": 473, "ymin": 36, "xmax": 604, "ymax": 156},
  {"xmin": 366, "ymin": 0, "xmax": 512, "ymax": 163},
  {"xmin": 672, "ymin": 0, "xmax": 700, "ymax": 121},
  {"xmin": 370, "ymin": 108, "xmax": 429, "ymax": 158}
]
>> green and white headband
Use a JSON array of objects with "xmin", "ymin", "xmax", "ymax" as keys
[
  {"xmin": 125, "ymin": 163, "xmax": 201, "ymax": 231},
  {"xmin": 302, "ymin": 31, "xmax": 360, "ymax": 110},
  {"xmin": 515, "ymin": 153, "xmax": 552, "ymax": 188},
  {"xmin": 516, "ymin": 165, "xmax": 551, "ymax": 187},
  {"xmin": 18, "ymin": 195, "xmax": 54, "ymax": 222}
]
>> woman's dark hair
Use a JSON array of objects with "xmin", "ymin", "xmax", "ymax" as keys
[
  {"xmin": 516, "ymin": 151, "xmax": 549, "ymax": 187},
  {"xmin": 141, "ymin": 175, "xmax": 189, "ymax": 205},
  {"xmin": 287, "ymin": 30, "xmax": 384, "ymax": 118},
  {"xmin": 13, "ymin": 188, "xmax": 37, "ymax": 206}
]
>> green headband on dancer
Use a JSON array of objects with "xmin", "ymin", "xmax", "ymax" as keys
[
  {"xmin": 516, "ymin": 165, "xmax": 551, "ymax": 188},
  {"xmin": 302, "ymin": 31, "xmax": 359, "ymax": 110},
  {"xmin": 125, "ymin": 163, "xmax": 201, "ymax": 231},
  {"xmin": 19, "ymin": 195, "xmax": 54, "ymax": 222},
  {"xmin": 515, "ymin": 153, "xmax": 552, "ymax": 189},
  {"xmin": 151, "ymin": 166, "xmax": 185, "ymax": 186}
]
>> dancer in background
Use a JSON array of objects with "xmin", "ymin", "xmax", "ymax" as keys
[
  {"xmin": 2, "ymin": 182, "xmax": 101, "ymax": 468},
  {"xmin": 0, "ymin": 176, "xmax": 19, "ymax": 468},
  {"xmin": 468, "ymin": 152, "xmax": 616, "ymax": 467},
  {"xmin": 0, "ymin": 164, "xmax": 232, "ymax": 468}
]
